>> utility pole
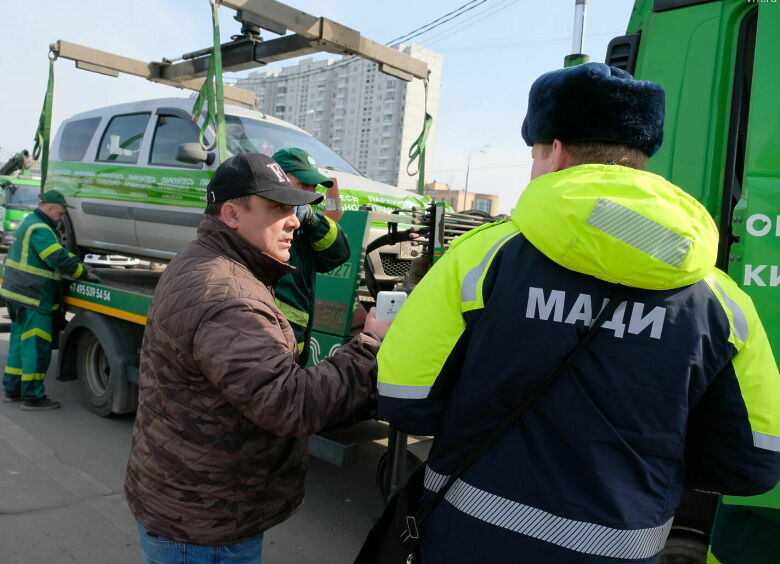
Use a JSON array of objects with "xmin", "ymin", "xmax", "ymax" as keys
[
  {"xmin": 564, "ymin": 0, "xmax": 590, "ymax": 67},
  {"xmin": 463, "ymin": 145, "xmax": 488, "ymax": 211}
]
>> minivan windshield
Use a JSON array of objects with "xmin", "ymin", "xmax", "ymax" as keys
[
  {"xmin": 224, "ymin": 115, "xmax": 362, "ymax": 176},
  {"xmin": 5, "ymin": 183, "xmax": 40, "ymax": 210}
]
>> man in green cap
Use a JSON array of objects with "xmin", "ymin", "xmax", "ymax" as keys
[
  {"xmin": 1, "ymin": 189, "xmax": 100, "ymax": 410},
  {"xmin": 271, "ymin": 148, "xmax": 350, "ymax": 365}
]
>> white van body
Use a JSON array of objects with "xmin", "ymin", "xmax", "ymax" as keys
[{"xmin": 48, "ymin": 98, "xmax": 428, "ymax": 269}]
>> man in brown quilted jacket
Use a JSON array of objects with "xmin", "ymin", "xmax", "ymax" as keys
[{"xmin": 124, "ymin": 153, "xmax": 391, "ymax": 564}]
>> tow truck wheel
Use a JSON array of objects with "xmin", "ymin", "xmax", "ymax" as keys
[{"xmin": 76, "ymin": 330, "xmax": 114, "ymax": 417}]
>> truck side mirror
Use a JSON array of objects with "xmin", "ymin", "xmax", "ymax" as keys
[{"xmin": 176, "ymin": 143, "xmax": 216, "ymax": 166}]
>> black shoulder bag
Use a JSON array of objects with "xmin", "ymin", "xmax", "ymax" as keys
[{"xmin": 354, "ymin": 287, "xmax": 629, "ymax": 564}]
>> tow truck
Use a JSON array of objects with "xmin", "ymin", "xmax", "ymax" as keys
[
  {"xmin": 3, "ymin": 0, "xmax": 497, "ymax": 485},
  {"xmin": 600, "ymin": 0, "xmax": 780, "ymax": 559}
]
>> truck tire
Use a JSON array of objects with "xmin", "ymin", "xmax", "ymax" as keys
[
  {"xmin": 76, "ymin": 330, "xmax": 115, "ymax": 417},
  {"xmin": 74, "ymin": 326, "xmax": 139, "ymax": 417},
  {"xmin": 660, "ymin": 532, "xmax": 708, "ymax": 564}
]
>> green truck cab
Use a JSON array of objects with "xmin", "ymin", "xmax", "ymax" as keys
[
  {"xmin": 607, "ymin": 0, "xmax": 779, "ymax": 556},
  {"xmin": 0, "ymin": 174, "xmax": 39, "ymax": 246}
]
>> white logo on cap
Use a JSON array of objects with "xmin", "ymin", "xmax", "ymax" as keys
[
  {"xmin": 266, "ymin": 162, "xmax": 289, "ymax": 183},
  {"xmin": 307, "ymin": 156, "xmax": 316, "ymax": 167}
]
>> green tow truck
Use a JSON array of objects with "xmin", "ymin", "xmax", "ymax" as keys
[
  {"xmin": 46, "ymin": 204, "xmax": 480, "ymax": 477},
  {"xmin": 601, "ymin": 0, "xmax": 780, "ymax": 559},
  {"xmin": 0, "ymin": 175, "xmax": 40, "ymax": 246}
]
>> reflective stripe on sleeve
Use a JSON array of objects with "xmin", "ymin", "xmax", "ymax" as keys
[
  {"xmin": 73, "ymin": 264, "xmax": 84, "ymax": 279},
  {"xmin": 4, "ymin": 367, "xmax": 23, "ymax": 375},
  {"xmin": 312, "ymin": 216, "xmax": 339, "ymax": 251},
  {"xmin": 753, "ymin": 431, "xmax": 780, "ymax": 452},
  {"xmin": 275, "ymin": 298, "xmax": 310, "ymax": 327},
  {"xmin": 424, "ymin": 466, "xmax": 672, "ymax": 560},
  {"xmin": 39, "ymin": 243, "xmax": 63, "ymax": 259},
  {"xmin": 377, "ymin": 381, "xmax": 431, "ymax": 399}
]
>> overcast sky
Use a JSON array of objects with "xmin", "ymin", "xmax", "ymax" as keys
[{"xmin": 0, "ymin": 0, "xmax": 633, "ymax": 213}]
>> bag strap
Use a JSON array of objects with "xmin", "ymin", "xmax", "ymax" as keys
[{"xmin": 406, "ymin": 285, "xmax": 630, "ymax": 536}]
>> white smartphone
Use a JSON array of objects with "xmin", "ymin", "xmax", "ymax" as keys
[{"xmin": 375, "ymin": 291, "xmax": 408, "ymax": 322}]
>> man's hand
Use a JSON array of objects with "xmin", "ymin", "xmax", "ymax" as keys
[
  {"xmin": 295, "ymin": 204, "xmax": 314, "ymax": 226},
  {"xmin": 84, "ymin": 265, "xmax": 102, "ymax": 283},
  {"xmin": 363, "ymin": 307, "xmax": 393, "ymax": 341}
]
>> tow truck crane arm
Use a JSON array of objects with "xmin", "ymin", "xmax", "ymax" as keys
[{"xmin": 49, "ymin": 0, "xmax": 429, "ymax": 110}]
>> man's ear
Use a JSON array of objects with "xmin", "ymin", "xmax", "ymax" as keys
[
  {"xmin": 220, "ymin": 202, "xmax": 240, "ymax": 229},
  {"xmin": 550, "ymin": 139, "xmax": 576, "ymax": 172}
]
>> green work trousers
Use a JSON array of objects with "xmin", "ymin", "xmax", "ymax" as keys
[{"xmin": 2, "ymin": 301, "xmax": 53, "ymax": 400}]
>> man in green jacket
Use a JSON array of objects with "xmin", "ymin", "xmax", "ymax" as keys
[
  {"xmin": 1, "ymin": 189, "xmax": 100, "ymax": 410},
  {"xmin": 272, "ymin": 148, "xmax": 351, "ymax": 366}
]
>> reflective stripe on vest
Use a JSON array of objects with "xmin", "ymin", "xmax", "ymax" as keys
[
  {"xmin": 0, "ymin": 288, "xmax": 42, "ymax": 308},
  {"xmin": 424, "ymin": 466, "xmax": 672, "ymax": 560}
]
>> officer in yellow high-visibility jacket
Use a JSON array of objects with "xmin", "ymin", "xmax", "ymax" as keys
[{"xmin": 1, "ymin": 190, "xmax": 100, "ymax": 410}]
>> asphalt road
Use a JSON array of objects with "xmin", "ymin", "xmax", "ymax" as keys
[{"xmin": 0, "ymin": 310, "xmax": 404, "ymax": 564}]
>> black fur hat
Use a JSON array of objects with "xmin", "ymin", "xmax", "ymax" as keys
[{"xmin": 521, "ymin": 63, "xmax": 665, "ymax": 157}]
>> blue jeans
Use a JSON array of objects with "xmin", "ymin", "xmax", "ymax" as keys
[{"xmin": 137, "ymin": 523, "xmax": 263, "ymax": 564}]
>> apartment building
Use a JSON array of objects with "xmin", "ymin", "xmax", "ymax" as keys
[{"xmin": 236, "ymin": 44, "xmax": 442, "ymax": 192}]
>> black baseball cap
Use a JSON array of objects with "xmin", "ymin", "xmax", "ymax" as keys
[{"xmin": 207, "ymin": 153, "xmax": 324, "ymax": 206}]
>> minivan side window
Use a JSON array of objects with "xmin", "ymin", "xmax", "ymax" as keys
[
  {"xmin": 60, "ymin": 117, "xmax": 101, "ymax": 161},
  {"xmin": 97, "ymin": 113, "xmax": 151, "ymax": 164},
  {"xmin": 150, "ymin": 114, "xmax": 202, "ymax": 168}
]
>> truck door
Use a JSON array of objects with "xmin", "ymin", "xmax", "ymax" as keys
[{"xmin": 727, "ymin": 4, "xmax": 780, "ymax": 355}]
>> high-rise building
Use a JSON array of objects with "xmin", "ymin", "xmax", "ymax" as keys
[{"xmin": 236, "ymin": 44, "xmax": 442, "ymax": 192}]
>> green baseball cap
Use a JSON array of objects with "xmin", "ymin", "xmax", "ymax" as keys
[
  {"xmin": 40, "ymin": 189, "xmax": 74, "ymax": 208},
  {"xmin": 272, "ymin": 148, "xmax": 334, "ymax": 188}
]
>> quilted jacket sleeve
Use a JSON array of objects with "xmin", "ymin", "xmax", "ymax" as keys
[{"xmin": 192, "ymin": 297, "xmax": 379, "ymax": 437}]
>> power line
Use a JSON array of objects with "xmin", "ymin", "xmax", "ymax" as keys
[
  {"xmin": 436, "ymin": 31, "xmax": 621, "ymax": 52},
  {"xmin": 420, "ymin": 0, "xmax": 521, "ymax": 48},
  {"xmin": 230, "ymin": 0, "xmax": 495, "ymax": 88},
  {"xmin": 431, "ymin": 163, "xmax": 530, "ymax": 173},
  {"xmin": 388, "ymin": 0, "xmax": 488, "ymax": 46}
]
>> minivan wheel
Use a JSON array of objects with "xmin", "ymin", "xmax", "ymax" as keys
[
  {"xmin": 57, "ymin": 213, "xmax": 78, "ymax": 253},
  {"xmin": 76, "ymin": 330, "xmax": 114, "ymax": 417}
]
